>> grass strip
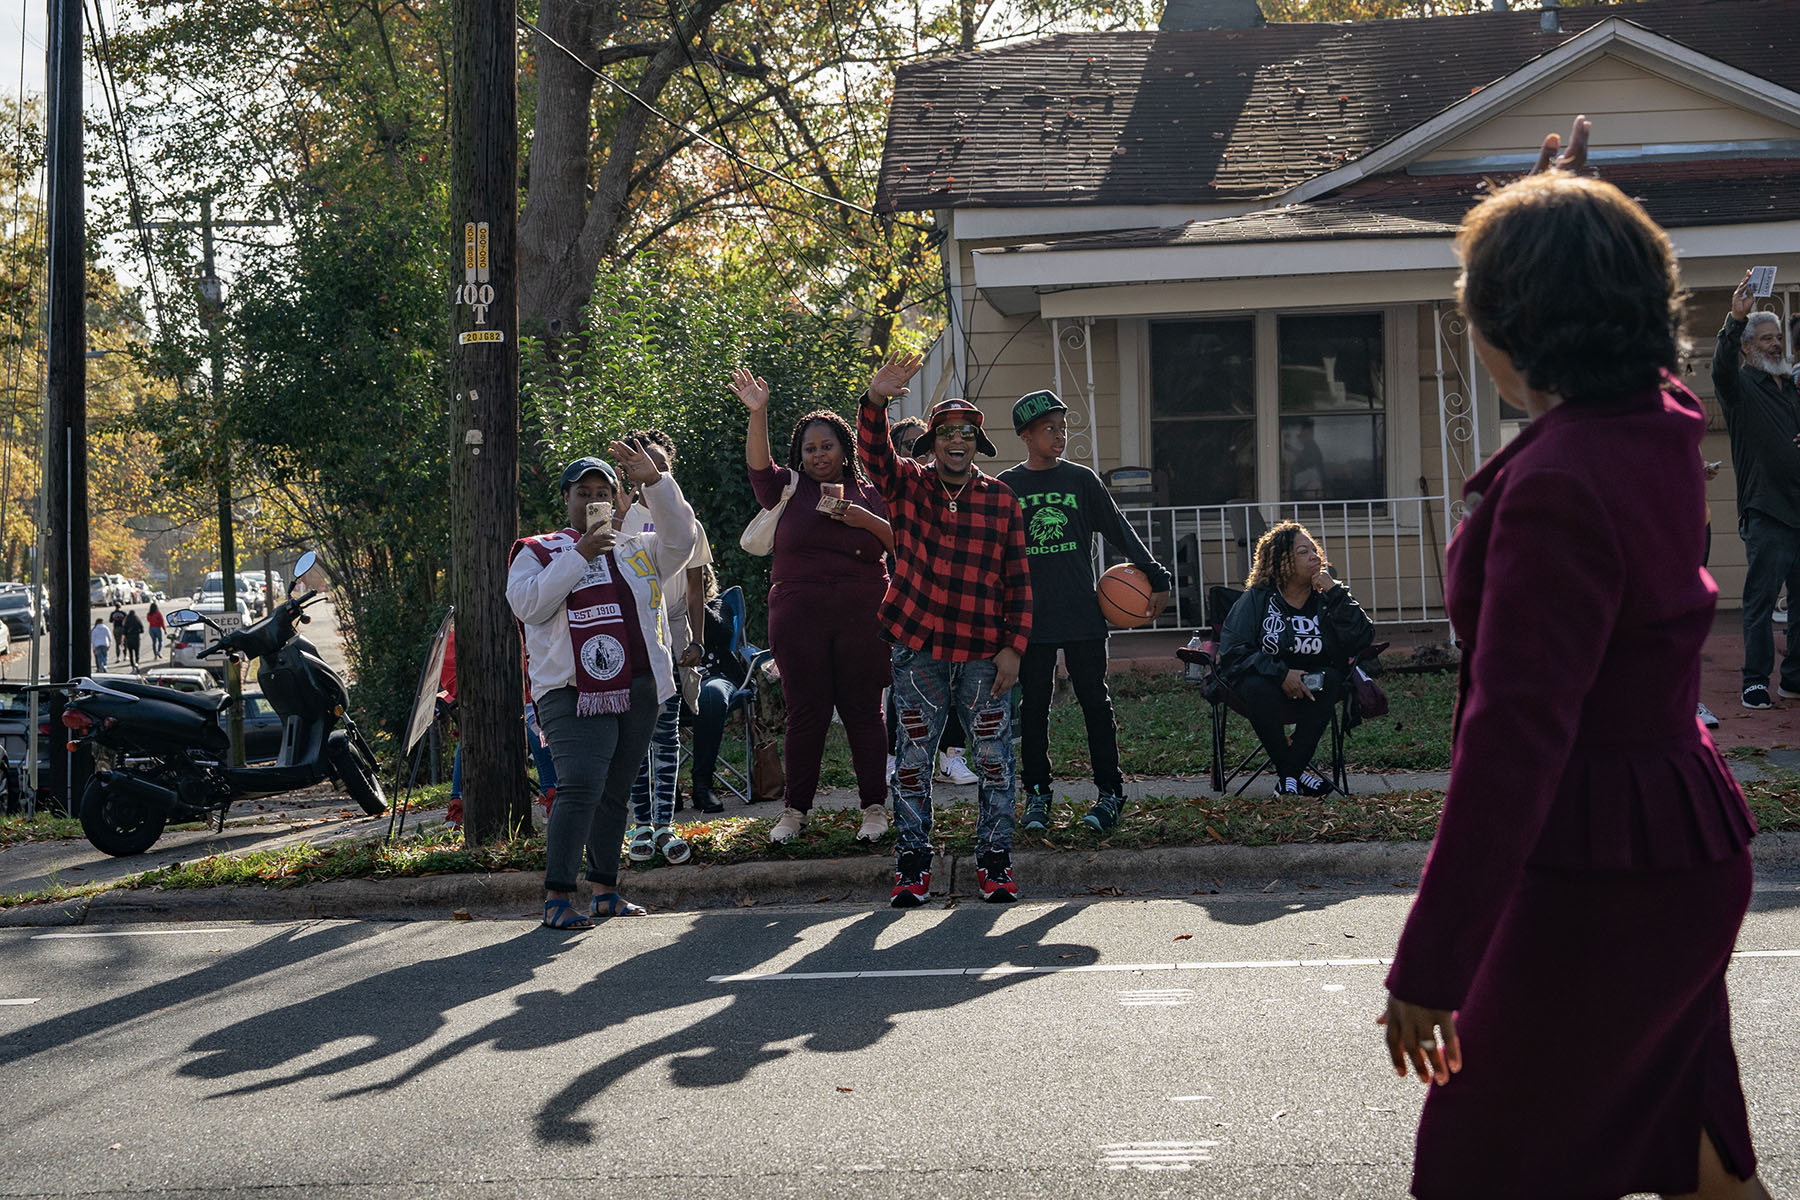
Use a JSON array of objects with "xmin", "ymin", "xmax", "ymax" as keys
[{"xmin": 4, "ymin": 771, "xmax": 1794, "ymax": 909}]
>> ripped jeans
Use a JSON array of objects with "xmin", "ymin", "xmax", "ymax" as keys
[{"xmin": 890, "ymin": 645, "xmax": 1016, "ymax": 860}]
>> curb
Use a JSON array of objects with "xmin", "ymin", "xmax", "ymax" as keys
[{"xmin": 6, "ymin": 832, "xmax": 1797, "ymax": 928}]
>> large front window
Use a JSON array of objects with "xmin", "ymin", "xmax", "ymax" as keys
[
  {"xmin": 1278, "ymin": 312, "xmax": 1386, "ymax": 502},
  {"xmin": 1151, "ymin": 310, "xmax": 1390, "ymax": 506},
  {"xmin": 1149, "ymin": 318, "xmax": 1254, "ymax": 506}
]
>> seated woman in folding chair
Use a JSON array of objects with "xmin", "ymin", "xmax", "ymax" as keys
[
  {"xmin": 1215, "ymin": 522, "xmax": 1374, "ymax": 796},
  {"xmin": 685, "ymin": 567, "xmax": 753, "ymax": 814}
]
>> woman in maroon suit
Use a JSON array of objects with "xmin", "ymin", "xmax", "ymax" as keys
[{"xmin": 1381, "ymin": 121, "xmax": 1770, "ymax": 1199}]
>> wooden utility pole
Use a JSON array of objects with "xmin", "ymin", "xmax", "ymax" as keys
[
  {"xmin": 450, "ymin": 0, "xmax": 528, "ymax": 842},
  {"xmin": 44, "ymin": 0, "xmax": 89, "ymax": 813}
]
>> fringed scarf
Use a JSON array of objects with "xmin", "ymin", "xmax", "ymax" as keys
[{"xmin": 512, "ymin": 529, "xmax": 651, "ymax": 714}]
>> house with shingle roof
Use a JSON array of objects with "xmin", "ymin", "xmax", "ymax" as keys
[{"xmin": 875, "ymin": 0, "xmax": 1800, "ymax": 629}]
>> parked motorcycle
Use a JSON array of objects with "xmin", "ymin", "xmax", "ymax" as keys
[{"xmin": 61, "ymin": 551, "xmax": 387, "ymax": 856}]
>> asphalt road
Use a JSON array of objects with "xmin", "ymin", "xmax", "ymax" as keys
[
  {"xmin": 2, "ymin": 886, "xmax": 1796, "ymax": 1198},
  {"xmin": 0, "ymin": 593, "xmax": 350, "ymax": 684}
]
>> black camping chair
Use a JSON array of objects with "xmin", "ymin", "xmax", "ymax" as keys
[
  {"xmin": 1176, "ymin": 585, "xmax": 1386, "ymax": 797},
  {"xmin": 703, "ymin": 586, "xmax": 774, "ymax": 805}
]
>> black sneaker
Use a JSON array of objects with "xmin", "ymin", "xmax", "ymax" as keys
[
  {"xmin": 1296, "ymin": 769, "xmax": 1332, "ymax": 797},
  {"xmin": 977, "ymin": 850, "xmax": 1017, "ymax": 903},
  {"xmin": 1743, "ymin": 684, "xmax": 1774, "ymax": 710},
  {"xmin": 890, "ymin": 851, "xmax": 931, "ymax": 908},
  {"xmin": 1081, "ymin": 792, "xmax": 1125, "ymax": 832},
  {"xmin": 1021, "ymin": 786, "xmax": 1053, "ymax": 832},
  {"xmin": 1272, "ymin": 776, "xmax": 1301, "ymax": 797}
]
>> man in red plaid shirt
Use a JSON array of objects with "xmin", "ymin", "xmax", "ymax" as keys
[{"xmin": 858, "ymin": 356, "xmax": 1033, "ymax": 907}]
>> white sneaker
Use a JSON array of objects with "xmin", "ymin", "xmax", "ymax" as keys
[
  {"xmin": 937, "ymin": 750, "xmax": 978, "ymax": 785},
  {"xmin": 769, "ymin": 807, "xmax": 807, "ymax": 843},
  {"xmin": 1697, "ymin": 702, "xmax": 1720, "ymax": 729},
  {"xmin": 856, "ymin": 806, "xmax": 890, "ymax": 841},
  {"xmin": 1778, "ymin": 685, "xmax": 1800, "ymax": 700}
]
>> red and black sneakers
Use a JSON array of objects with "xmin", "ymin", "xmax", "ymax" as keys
[
  {"xmin": 890, "ymin": 851, "xmax": 931, "ymax": 908},
  {"xmin": 977, "ymin": 850, "xmax": 1017, "ymax": 903}
]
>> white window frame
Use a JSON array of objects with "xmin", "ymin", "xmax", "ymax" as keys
[{"xmin": 1133, "ymin": 304, "xmax": 1421, "ymax": 533}]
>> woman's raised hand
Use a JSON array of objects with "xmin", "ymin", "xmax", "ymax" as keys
[
  {"xmin": 729, "ymin": 368, "xmax": 770, "ymax": 413},
  {"xmin": 1530, "ymin": 114, "xmax": 1590, "ymax": 175},
  {"xmin": 868, "ymin": 354, "xmax": 923, "ymax": 401},
  {"xmin": 610, "ymin": 437, "xmax": 662, "ymax": 486}
]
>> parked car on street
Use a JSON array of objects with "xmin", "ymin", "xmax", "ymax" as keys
[
  {"xmin": 141, "ymin": 667, "xmax": 217, "ymax": 693},
  {"xmin": 221, "ymin": 689, "xmax": 283, "ymax": 763},
  {"xmin": 0, "ymin": 590, "xmax": 38, "ymax": 639}
]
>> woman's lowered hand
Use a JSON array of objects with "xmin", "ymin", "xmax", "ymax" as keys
[{"xmin": 1378, "ymin": 993, "xmax": 1461, "ymax": 1085}]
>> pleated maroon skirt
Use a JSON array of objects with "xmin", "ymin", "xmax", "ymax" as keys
[{"xmin": 1410, "ymin": 847, "xmax": 1756, "ymax": 1199}]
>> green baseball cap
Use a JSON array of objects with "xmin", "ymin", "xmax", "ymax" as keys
[{"xmin": 1012, "ymin": 389, "xmax": 1068, "ymax": 433}]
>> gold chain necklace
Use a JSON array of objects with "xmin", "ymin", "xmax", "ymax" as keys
[{"xmin": 939, "ymin": 474, "xmax": 971, "ymax": 513}]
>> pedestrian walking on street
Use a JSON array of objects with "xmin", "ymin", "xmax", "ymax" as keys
[
  {"xmin": 146, "ymin": 602, "xmax": 165, "ymax": 659},
  {"xmin": 858, "ymin": 360, "xmax": 1034, "ymax": 906},
  {"xmin": 89, "ymin": 618, "xmax": 111, "ymax": 671},
  {"xmin": 733, "ymin": 369, "xmax": 895, "ymax": 845},
  {"xmin": 508, "ymin": 447, "xmax": 697, "ymax": 931},
  {"xmin": 121, "ymin": 609, "xmax": 144, "ymax": 670},
  {"xmin": 1381, "ymin": 119, "xmax": 1770, "ymax": 1200}
]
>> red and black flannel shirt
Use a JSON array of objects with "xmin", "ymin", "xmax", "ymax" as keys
[{"xmin": 857, "ymin": 393, "xmax": 1033, "ymax": 661}]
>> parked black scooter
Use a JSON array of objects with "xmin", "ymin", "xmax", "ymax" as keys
[{"xmin": 61, "ymin": 552, "xmax": 386, "ymax": 856}]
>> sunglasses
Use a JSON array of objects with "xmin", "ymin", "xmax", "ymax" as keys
[{"xmin": 936, "ymin": 423, "xmax": 980, "ymax": 440}]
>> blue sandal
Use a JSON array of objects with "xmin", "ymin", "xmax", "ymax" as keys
[
  {"xmin": 592, "ymin": 892, "xmax": 647, "ymax": 919},
  {"xmin": 542, "ymin": 898, "xmax": 593, "ymax": 930}
]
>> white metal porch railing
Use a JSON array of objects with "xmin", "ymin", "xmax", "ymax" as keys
[{"xmin": 1096, "ymin": 496, "xmax": 1454, "ymax": 633}]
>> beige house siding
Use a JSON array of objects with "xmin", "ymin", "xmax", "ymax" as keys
[{"xmin": 1421, "ymin": 55, "xmax": 1800, "ymax": 162}]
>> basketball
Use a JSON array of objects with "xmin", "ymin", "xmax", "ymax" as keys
[{"xmin": 1097, "ymin": 563, "xmax": 1156, "ymax": 628}]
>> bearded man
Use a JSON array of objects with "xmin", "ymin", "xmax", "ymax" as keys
[{"xmin": 1712, "ymin": 270, "xmax": 1800, "ymax": 709}]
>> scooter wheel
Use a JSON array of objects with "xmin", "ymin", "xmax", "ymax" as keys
[
  {"xmin": 80, "ymin": 776, "xmax": 168, "ymax": 857},
  {"xmin": 329, "ymin": 733, "xmax": 387, "ymax": 816}
]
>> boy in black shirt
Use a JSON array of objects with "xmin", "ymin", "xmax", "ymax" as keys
[{"xmin": 998, "ymin": 390, "xmax": 1172, "ymax": 832}]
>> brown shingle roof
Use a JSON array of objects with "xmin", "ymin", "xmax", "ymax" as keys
[
  {"xmin": 875, "ymin": 0, "xmax": 1800, "ymax": 213},
  {"xmin": 988, "ymin": 158, "xmax": 1800, "ymax": 252}
]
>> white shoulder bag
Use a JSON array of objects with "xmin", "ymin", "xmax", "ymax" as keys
[{"xmin": 739, "ymin": 470, "xmax": 797, "ymax": 556}]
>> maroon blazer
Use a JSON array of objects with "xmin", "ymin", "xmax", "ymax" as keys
[{"xmin": 1387, "ymin": 378, "xmax": 1756, "ymax": 1011}]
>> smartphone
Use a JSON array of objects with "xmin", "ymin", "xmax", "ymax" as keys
[
  {"xmin": 586, "ymin": 500, "xmax": 613, "ymax": 530},
  {"xmin": 1302, "ymin": 672, "xmax": 1324, "ymax": 694}
]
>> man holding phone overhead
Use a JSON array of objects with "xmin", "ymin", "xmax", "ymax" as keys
[{"xmin": 1712, "ymin": 268, "xmax": 1800, "ymax": 710}]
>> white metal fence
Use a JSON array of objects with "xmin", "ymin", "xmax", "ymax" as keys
[{"xmin": 1098, "ymin": 497, "xmax": 1455, "ymax": 633}]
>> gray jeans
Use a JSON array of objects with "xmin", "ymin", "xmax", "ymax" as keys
[
  {"xmin": 1739, "ymin": 511, "xmax": 1800, "ymax": 691},
  {"xmin": 536, "ymin": 676, "xmax": 659, "ymax": 894}
]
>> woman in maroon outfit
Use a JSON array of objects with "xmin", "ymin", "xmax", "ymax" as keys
[
  {"xmin": 1382, "ymin": 121, "xmax": 1770, "ymax": 1199},
  {"xmin": 731, "ymin": 368, "xmax": 894, "ymax": 844}
]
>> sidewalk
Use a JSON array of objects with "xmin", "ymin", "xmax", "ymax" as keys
[{"xmin": 5, "ymin": 754, "xmax": 1795, "ymax": 928}]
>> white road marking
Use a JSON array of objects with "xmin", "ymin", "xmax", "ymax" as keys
[
  {"xmin": 711, "ymin": 948, "xmax": 1800, "ymax": 984},
  {"xmin": 0, "ymin": 998, "xmax": 40, "ymax": 1005},
  {"xmin": 31, "ymin": 929, "xmax": 234, "ymax": 940},
  {"xmin": 1119, "ymin": 988, "xmax": 1195, "ymax": 1007},
  {"xmin": 1167, "ymin": 1095, "xmax": 1213, "ymax": 1103},
  {"xmin": 709, "ymin": 957, "xmax": 1391, "ymax": 983},
  {"xmin": 1098, "ymin": 1141, "xmax": 1220, "ymax": 1171}
]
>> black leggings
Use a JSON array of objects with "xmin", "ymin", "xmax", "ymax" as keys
[{"xmin": 1232, "ymin": 668, "xmax": 1343, "ymax": 780}]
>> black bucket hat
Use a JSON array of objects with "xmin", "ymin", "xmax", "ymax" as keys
[{"xmin": 911, "ymin": 398, "xmax": 999, "ymax": 458}]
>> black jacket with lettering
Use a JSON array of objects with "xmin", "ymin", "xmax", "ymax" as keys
[
  {"xmin": 997, "ymin": 459, "xmax": 1172, "ymax": 643},
  {"xmin": 1217, "ymin": 583, "xmax": 1374, "ymax": 687}
]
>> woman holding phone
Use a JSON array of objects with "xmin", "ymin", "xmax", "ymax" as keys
[
  {"xmin": 508, "ymin": 441, "xmax": 697, "ymax": 930},
  {"xmin": 731, "ymin": 369, "xmax": 895, "ymax": 844}
]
